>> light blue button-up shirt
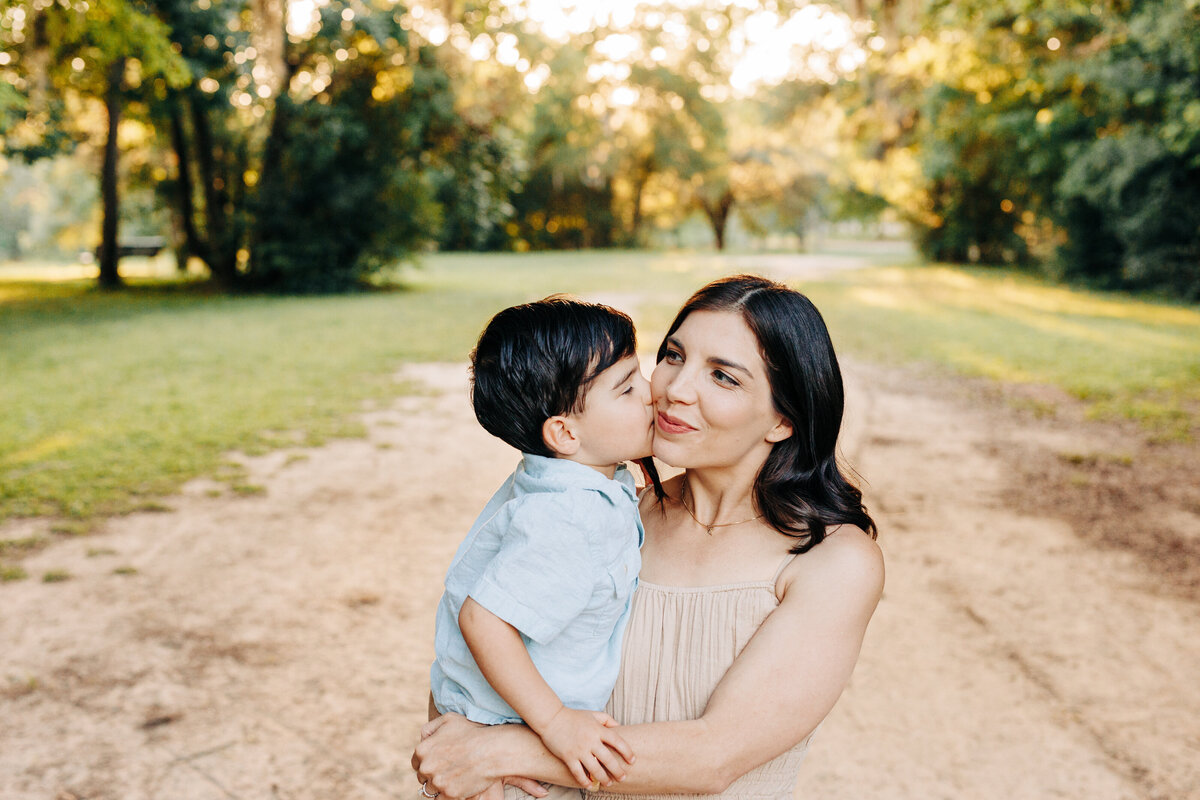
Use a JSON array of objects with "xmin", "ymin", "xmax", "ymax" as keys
[{"xmin": 430, "ymin": 454, "xmax": 643, "ymax": 725}]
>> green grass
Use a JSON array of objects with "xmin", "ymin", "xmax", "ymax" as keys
[
  {"xmin": 0, "ymin": 251, "xmax": 745, "ymax": 523},
  {"xmin": 1, "ymin": 564, "xmax": 28, "ymax": 582},
  {"xmin": 3, "ymin": 248, "xmax": 1197, "ymax": 527},
  {"xmin": 801, "ymin": 266, "xmax": 1200, "ymax": 439},
  {"xmin": 0, "ymin": 535, "xmax": 46, "ymax": 555}
]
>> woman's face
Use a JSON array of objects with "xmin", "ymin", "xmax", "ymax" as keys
[{"xmin": 651, "ymin": 309, "xmax": 792, "ymax": 470}]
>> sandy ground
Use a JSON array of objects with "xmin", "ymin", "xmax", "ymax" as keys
[{"xmin": 3, "ymin": 354, "xmax": 1200, "ymax": 800}]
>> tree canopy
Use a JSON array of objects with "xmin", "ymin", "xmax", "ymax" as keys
[{"xmin": 1, "ymin": 0, "xmax": 1196, "ymax": 297}]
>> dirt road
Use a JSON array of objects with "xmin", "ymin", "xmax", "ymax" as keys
[{"xmin": 3, "ymin": 358, "xmax": 1198, "ymax": 800}]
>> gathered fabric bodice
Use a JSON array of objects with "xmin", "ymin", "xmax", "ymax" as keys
[{"xmin": 588, "ymin": 560, "xmax": 814, "ymax": 800}]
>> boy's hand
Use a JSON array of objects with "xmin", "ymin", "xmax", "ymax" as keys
[{"xmin": 536, "ymin": 707, "xmax": 635, "ymax": 789}]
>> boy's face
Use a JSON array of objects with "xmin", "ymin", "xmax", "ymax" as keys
[{"xmin": 565, "ymin": 354, "xmax": 654, "ymax": 470}]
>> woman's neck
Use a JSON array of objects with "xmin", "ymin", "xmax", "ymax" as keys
[{"xmin": 681, "ymin": 465, "xmax": 760, "ymax": 528}]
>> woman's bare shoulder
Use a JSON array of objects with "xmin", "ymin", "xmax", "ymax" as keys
[{"xmin": 779, "ymin": 526, "xmax": 884, "ymax": 605}]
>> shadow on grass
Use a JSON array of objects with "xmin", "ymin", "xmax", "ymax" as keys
[{"xmin": 0, "ymin": 274, "xmax": 425, "ymax": 320}]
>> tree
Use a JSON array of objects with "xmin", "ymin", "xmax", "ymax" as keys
[
  {"xmin": 248, "ymin": 14, "xmax": 457, "ymax": 291},
  {"xmin": 834, "ymin": 0, "xmax": 1200, "ymax": 295},
  {"xmin": 1, "ymin": 0, "xmax": 188, "ymax": 287}
]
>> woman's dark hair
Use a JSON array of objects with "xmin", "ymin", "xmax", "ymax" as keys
[
  {"xmin": 471, "ymin": 295, "xmax": 637, "ymax": 457},
  {"xmin": 657, "ymin": 274, "xmax": 876, "ymax": 552}
]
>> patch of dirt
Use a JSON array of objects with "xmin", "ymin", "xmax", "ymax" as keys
[
  {"xmin": 945, "ymin": 372, "xmax": 1200, "ymax": 599},
  {"xmin": 1001, "ymin": 438, "xmax": 1200, "ymax": 598},
  {"xmin": 2, "ymin": 358, "xmax": 1198, "ymax": 800}
]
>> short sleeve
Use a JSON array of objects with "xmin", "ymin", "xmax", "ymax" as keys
[{"xmin": 469, "ymin": 491, "xmax": 603, "ymax": 644}]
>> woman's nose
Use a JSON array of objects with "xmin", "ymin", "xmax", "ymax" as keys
[{"xmin": 662, "ymin": 368, "xmax": 697, "ymax": 404}]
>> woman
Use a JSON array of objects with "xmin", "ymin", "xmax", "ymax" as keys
[{"xmin": 414, "ymin": 275, "xmax": 883, "ymax": 800}]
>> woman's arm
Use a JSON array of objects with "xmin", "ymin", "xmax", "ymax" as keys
[
  {"xmin": 686, "ymin": 532, "xmax": 884, "ymax": 789},
  {"xmin": 415, "ymin": 532, "xmax": 884, "ymax": 799}
]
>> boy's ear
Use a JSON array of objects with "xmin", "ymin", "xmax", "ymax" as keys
[
  {"xmin": 542, "ymin": 415, "xmax": 580, "ymax": 456},
  {"xmin": 765, "ymin": 415, "xmax": 793, "ymax": 444}
]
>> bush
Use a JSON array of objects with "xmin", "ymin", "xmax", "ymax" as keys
[
  {"xmin": 1057, "ymin": 130, "xmax": 1200, "ymax": 300},
  {"xmin": 432, "ymin": 124, "xmax": 522, "ymax": 252},
  {"xmin": 246, "ymin": 37, "xmax": 453, "ymax": 292}
]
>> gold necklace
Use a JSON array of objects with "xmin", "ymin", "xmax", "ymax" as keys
[{"xmin": 679, "ymin": 483, "xmax": 763, "ymax": 535}]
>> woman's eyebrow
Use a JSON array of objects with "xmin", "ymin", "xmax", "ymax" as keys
[
  {"xmin": 709, "ymin": 356, "xmax": 752, "ymax": 377},
  {"xmin": 611, "ymin": 366, "xmax": 637, "ymax": 389}
]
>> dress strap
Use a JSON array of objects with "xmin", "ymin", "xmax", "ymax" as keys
[{"xmin": 771, "ymin": 552, "xmax": 800, "ymax": 584}]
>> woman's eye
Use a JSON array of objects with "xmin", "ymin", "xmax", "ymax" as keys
[
  {"xmin": 713, "ymin": 370, "xmax": 739, "ymax": 387},
  {"xmin": 621, "ymin": 386, "xmax": 634, "ymax": 396},
  {"xmin": 664, "ymin": 349, "xmax": 683, "ymax": 363}
]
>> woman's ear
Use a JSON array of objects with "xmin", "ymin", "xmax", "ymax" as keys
[
  {"xmin": 542, "ymin": 415, "xmax": 580, "ymax": 456},
  {"xmin": 765, "ymin": 416, "xmax": 793, "ymax": 444}
]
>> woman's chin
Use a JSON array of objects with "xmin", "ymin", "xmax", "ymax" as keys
[{"xmin": 651, "ymin": 441, "xmax": 689, "ymax": 468}]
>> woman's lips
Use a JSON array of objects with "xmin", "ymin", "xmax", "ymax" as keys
[{"xmin": 656, "ymin": 411, "xmax": 697, "ymax": 434}]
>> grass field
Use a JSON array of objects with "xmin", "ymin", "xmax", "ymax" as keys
[
  {"xmin": 2, "ymin": 248, "xmax": 1198, "ymax": 539},
  {"xmin": 804, "ymin": 266, "xmax": 1200, "ymax": 439},
  {"xmin": 0, "ymin": 252, "xmax": 738, "ymax": 527}
]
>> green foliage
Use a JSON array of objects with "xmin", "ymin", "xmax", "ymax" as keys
[
  {"xmin": 432, "ymin": 123, "xmax": 522, "ymax": 251},
  {"xmin": 3, "ymin": 0, "xmax": 475, "ymax": 292},
  {"xmin": 513, "ymin": 44, "xmax": 621, "ymax": 249},
  {"xmin": 911, "ymin": 78, "xmax": 1048, "ymax": 265},
  {"xmin": 1058, "ymin": 131, "xmax": 1200, "ymax": 298},
  {"xmin": 847, "ymin": 0, "xmax": 1200, "ymax": 296},
  {"xmin": 249, "ymin": 28, "xmax": 452, "ymax": 290},
  {"xmin": 0, "ymin": 0, "xmax": 187, "ymax": 158},
  {"xmin": 1048, "ymin": 0, "xmax": 1200, "ymax": 299},
  {"xmin": 826, "ymin": 185, "xmax": 888, "ymax": 225}
]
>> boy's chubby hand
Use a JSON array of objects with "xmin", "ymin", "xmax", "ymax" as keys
[{"xmin": 535, "ymin": 706, "xmax": 635, "ymax": 789}]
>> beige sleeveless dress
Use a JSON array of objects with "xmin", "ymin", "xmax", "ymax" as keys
[{"xmin": 588, "ymin": 554, "xmax": 815, "ymax": 800}]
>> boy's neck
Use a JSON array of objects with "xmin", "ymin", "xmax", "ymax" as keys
[{"xmin": 556, "ymin": 454, "xmax": 617, "ymax": 480}]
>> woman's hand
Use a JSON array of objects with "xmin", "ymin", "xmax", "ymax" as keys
[{"xmin": 413, "ymin": 714, "xmax": 549, "ymax": 800}]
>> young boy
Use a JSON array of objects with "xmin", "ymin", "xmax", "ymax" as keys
[{"xmin": 429, "ymin": 297, "xmax": 654, "ymax": 794}]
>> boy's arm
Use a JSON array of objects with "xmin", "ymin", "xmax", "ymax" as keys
[
  {"xmin": 458, "ymin": 596, "xmax": 634, "ymax": 787},
  {"xmin": 458, "ymin": 597, "xmax": 561, "ymax": 729}
]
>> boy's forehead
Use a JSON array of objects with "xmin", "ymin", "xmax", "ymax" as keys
[{"xmin": 591, "ymin": 353, "xmax": 640, "ymax": 386}]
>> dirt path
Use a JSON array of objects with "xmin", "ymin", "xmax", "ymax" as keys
[{"xmin": 3, "ymin": 358, "xmax": 1198, "ymax": 800}]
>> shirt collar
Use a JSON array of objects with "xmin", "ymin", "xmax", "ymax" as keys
[{"xmin": 519, "ymin": 453, "xmax": 639, "ymax": 503}]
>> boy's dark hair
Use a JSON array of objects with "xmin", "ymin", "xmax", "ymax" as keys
[{"xmin": 470, "ymin": 296, "xmax": 637, "ymax": 456}]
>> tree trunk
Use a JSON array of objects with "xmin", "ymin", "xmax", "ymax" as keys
[
  {"xmin": 630, "ymin": 168, "xmax": 649, "ymax": 246},
  {"xmin": 250, "ymin": 0, "xmax": 287, "ymax": 97},
  {"xmin": 250, "ymin": 92, "xmax": 291, "ymax": 276},
  {"xmin": 168, "ymin": 97, "xmax": 205, "ymax": 270},
  {"xmin": 98, "ymin": 58, "xmax": 125, "ymax": 290},
  {"xmin": 248, "ymin": 19, "xmax": 297, "ymax": 279},
  {"xmin": 701, "ymin": 190, "xmax": 734, "ymax": 251},
  {"xmin": 189, "ymin": 95, "xmax": 237, "ymax": 286}
]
